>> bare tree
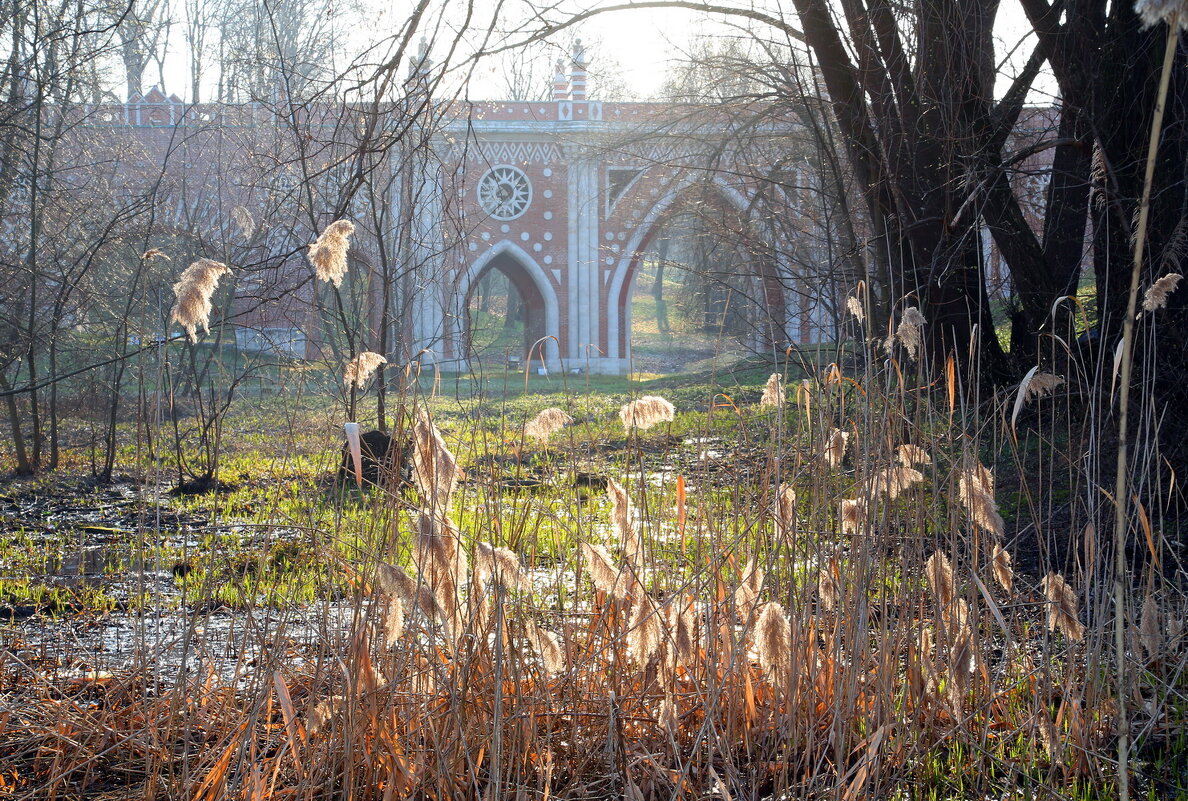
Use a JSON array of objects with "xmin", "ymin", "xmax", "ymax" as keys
[{"xmin": 104, "ymin": 0, "xmax": 170, "ymax": 97}]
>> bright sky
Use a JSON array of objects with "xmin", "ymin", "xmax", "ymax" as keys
[
  {"xmin": 448, "ymin": 0, "xmax": 1055, "ymax": 103},
  {"xmin": 150, "ymin": 0, "xmax": 1054, "ymax": 105}
]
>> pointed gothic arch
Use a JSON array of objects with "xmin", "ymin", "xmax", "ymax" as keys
[
  {"xmin": 449, "ymin": 241, "xmax": 561, "ymax": 369},
  {"xmin": 606, "ymin": 175, "xmax": 789, "ymax": 367}
]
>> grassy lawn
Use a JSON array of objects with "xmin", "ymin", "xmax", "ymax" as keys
[{"xmin": 0, "ymin": 349, "xmax": 1184, "ymax": 800}]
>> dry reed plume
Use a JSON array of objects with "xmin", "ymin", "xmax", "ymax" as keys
[
  {"xmin": 374, "ymin": 559, "xmax": 446, "ymax": 624},
  {"xmin": 818, "ymin": 563, "xmax": 839, "ymax": 611},
  {"xmin": 846, "ymin": 294, "xmax": 865, "ymax": 323},
  {"xmin": 958, "ymin": 462, "xmax": 1005, "ymax": 538},
  {"xmin": 413, "ymin": 513, "xmax": 468, "ymax": 637},
  {"xmin": 968, "ymin": 461, "xmax": 994, "ymax": 494},
  {"xmin": 412, "ymin": 410, "xmax": 462, "ymax": 516},
  {"xmin": 309, "ymin": 219, "xmax": 355, "ymax": 287},
  {"xmin": 754, "ymin": 601, "xmax": 792, "ymax": 679},
  {"xmin": 1024, "ymin": 371, "xmax": 1065, "ymax": 401},
  {"xmin": 524, "ymin": 407, "xmax": 573, "ymax": 443},
  {"xmin": 170, "ymin": 258, "xmax": 231, "ymax": 343},
  {"xmin": 658, "ymin": 695, "xmax": 679, "ymax": 735},
  {"xmin": 774, "ymin": 483, "xmax": 796, "ymax": 540},
  {"xmin": 665, "ymin": 598, "xmax": 699, "ymax": 670},
  {"xmin": 343, "ymin": 351, "xmax": 387, "ymax": 388},
  {"xmin": 1142, "ymin": 271, "xmax": 1183, "ymax": 311},
  {"xmin": 581, "ymin": 541, "xmax": 633, "ymax": 600},
  {"xmin": 607, "ymin": 478, "xmax": 643, "ymax": 567},
  {"xmin": 923, "ymin": 550, "xmax": 976, "ymax": 716},
  {"xmin": 823, "ymin": 427, "xmax": 849, "ymax": 468},
  {"xmin": 926, "ymin": 551, "xmax": 957, "ymax": 608},
  {"xmin": 526, "ymin": 619, "xmax": 566, "ymax": 673},
  {"xmin": 870, "ymin": 465, "xmax": 925, "ymax": 499},
  {"xmin": 1136, "ymin": 0, "xmax": 1188, "ymax": 29},
  {"xmin": 944, "ymin": 609, "xmax": 976, "ymax": 714},
  {"xmin": 474, "ymin": 541, "xmax": 531, "ymax": 591},
  {"xmin": 887, "ymin": 306, "xmax": 926, "ymax": 360},
  {"xmin": 627, "ymin": 592, "xmax": 663, "ymax": 667},
  {"xmin": 840, "ymin": 498, "xmax": 867, "ymax": 533},
  {"xmin": 990, "ymin": 544, "xmax": 1014, "ymax": 593},
  {"xmin": 378, "ymin": 595, "xmax": 404, "ymax": 647},
  {"xmin": 619, "ymin": 395, "xmax": 675, "ymax": 430},
  {"xmin": 735, "ymin": 558, "xmax": 764, "ymax": 621},
  {"xmin": 1042, "ymin": 572, "xmax": 1085, "ymax": 641},
  {"xmin": 760, "ymin": 373, "xmax": 786, "ymax": 407},
  {"xmin": 898, "ymin": 443, "xmax": 931, "ymax": 466}
]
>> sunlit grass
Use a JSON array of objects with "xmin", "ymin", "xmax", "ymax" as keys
[{"xmin": 1, "ymin": 355, "xmax": 1185, "ymax": 800}]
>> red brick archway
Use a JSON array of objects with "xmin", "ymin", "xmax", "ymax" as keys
[
  {"xmin": 606, "ymin": 180, "xmax": 789, "ymax": 369},
  {"xmin": 462, "ymin": 250, "xmax": 548, "ymax": 363}
]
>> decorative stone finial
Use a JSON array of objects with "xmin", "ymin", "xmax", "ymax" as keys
[
  {"xmin": 552, "ymin": 58, "xmax": 569, "ymax": 100},
  {"xmin": 569, "ymin": 39, "xmax": 589, "ymax": 101},
  {"xmin": 409, "ymin": 37, "xmax": 432, "ymax": 81}
]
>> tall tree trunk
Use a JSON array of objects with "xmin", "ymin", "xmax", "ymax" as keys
[
  {"xmin": 24, "ymin": 83, "xmax": 43, "ymax": 471},
  {"xmin": 48, "ymin": 334, "xmax": 59, "ymax": 470},
  {"xmin": 0, "ymin": 373, "xmax": 32, "ymax": 475},
  {"xmin": 123, "ymin": 39, "xmax": 145, "ymax": 97},
  {"xmin": 372, "ymin": 182, "xmax": 392, "ymax": 433},
  {"xmin": 504, "ymin": 283, "xmax": 522, "ymax": 330},
  {"xmin": 654, "ymin": 236, "xmax": 670, "ymax": 336}
]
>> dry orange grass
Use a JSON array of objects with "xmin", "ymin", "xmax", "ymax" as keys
[
  {"xmin": 4, "ymin": 331, "xmax": 1184, "ymax": 801},
  {"xmin": 5, "ymin": 502, "xmax": 1137, "ymax": 800},
  {"xmin": 1, "ymin": 456, "xmax": 1175, "ymax": 801}
]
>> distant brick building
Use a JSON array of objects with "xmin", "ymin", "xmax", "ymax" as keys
[
  {"xmin": 4, "ymin": 42, "xmax": 1053, "ymax": 374},
  {"xmin": 392, "ymin": 42, "xmax": 837, "ymax": 373}
]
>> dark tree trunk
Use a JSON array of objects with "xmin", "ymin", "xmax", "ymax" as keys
[
  {"xmin": 123, "ymin": 39, "xmax": 145, "ymax": 97},
  {"xmin": 654, "ymin": 236, "xmax": 671, "ymax": 336},
  {"xmin": 791, "ymin": 0, "xmax": 1014, "ymax": 385},
  {"xmin": 1014, "ymin": 0, "xmax": 1188, "ymax": 522},
  {"xmin": 505, "ymin": 284, "xmax": 523, "ymax": 330},
  {"xmin": 0, "ymin": 373, "xmax": 32, "ymax": 476}
]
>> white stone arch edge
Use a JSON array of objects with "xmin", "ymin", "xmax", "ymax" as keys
[
  {"xmin": 445, "ymin": 240, "xmax": 562, "ymax": 371},
  {"xmin": 606, "ymin": 174, "xmax": 767, "ymax": 367}
]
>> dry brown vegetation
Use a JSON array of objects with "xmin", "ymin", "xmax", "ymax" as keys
[{"xmin": 2, "ymin": 352, "xmax": 1186, "ymax": 800}]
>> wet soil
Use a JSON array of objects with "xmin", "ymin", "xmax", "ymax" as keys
[{"xmin": 0, "ymin": 435, "xmax": 795, "ymax": 686}]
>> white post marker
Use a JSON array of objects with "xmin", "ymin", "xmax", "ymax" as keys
[{"xmin": 344, "ymin": 422, "xmax": 363, "ymax": 488}]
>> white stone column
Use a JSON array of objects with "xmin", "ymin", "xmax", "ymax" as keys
[
  {"xmin": 410, "ymin": 160, "xmax": 448, "ymax": 363},
  {"xmin": 576, "ymin": 159, "xmax": 590, "ymax": 353},
  {"xmin": 567, "ymin": 155, "xmax": 600, "ymax": 366},
  {"xmin": 585, "ymin": 160, "xmax": 599, "ymax": 362},
  {"xmin": 566, "ymin": 149, "xmax": 581, "ymax": 361}
]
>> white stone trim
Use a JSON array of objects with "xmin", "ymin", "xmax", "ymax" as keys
[
  {"xmin": 453, "ymin": 240, "xmax": 561, "ymax": 369},
  {"xmin": 606, "ymin": 174, "xmax": 753, "ymax": 364},
  {"xmin": 567, "ymin": 159, "xmax": 581, "ymax": 359},
  {"xmin": 581, "ymin": 159, "xmax": 599, "ymax": 360}
]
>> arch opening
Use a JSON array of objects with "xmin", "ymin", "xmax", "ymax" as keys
[
  {"xmin": 463, "ymin": 251, "xmax": 548, "ymax": 367},
  {"xmin": 613, "ymin": 184, "xmax": 788, "ymax": 373}
]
